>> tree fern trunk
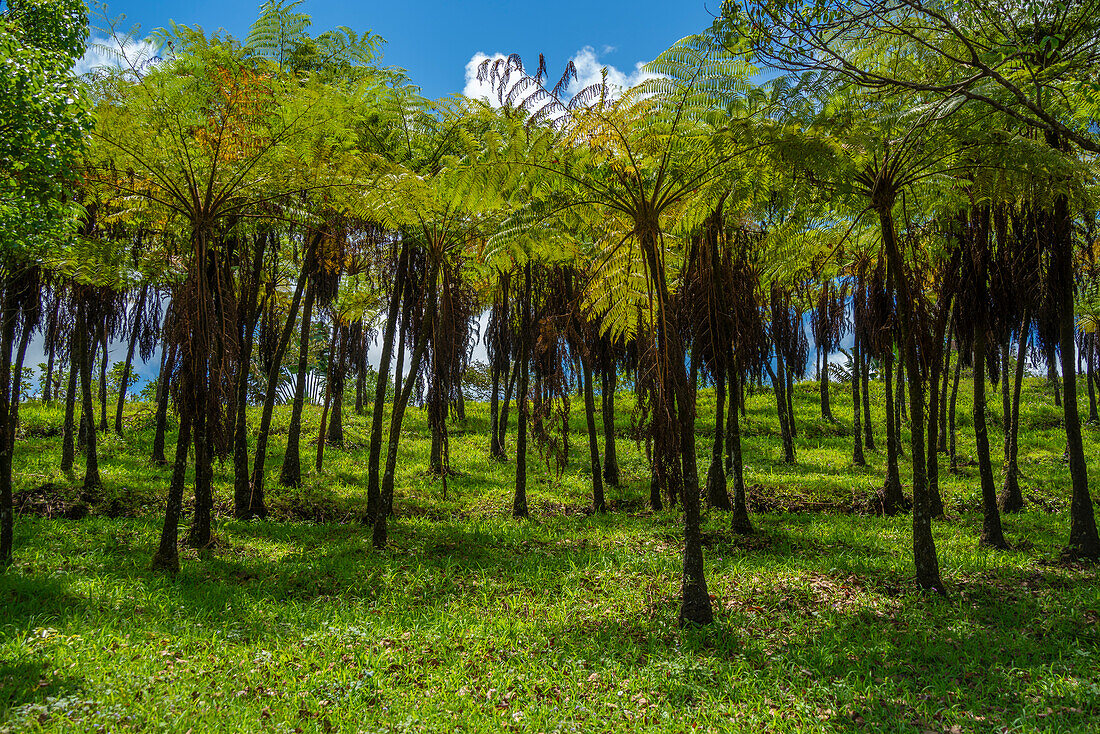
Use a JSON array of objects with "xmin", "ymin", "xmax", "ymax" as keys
[
  {"xmin": 852, "ymin": 336, "xmax": 865, "ymax": 466},
  {"xmin": 250, "ymin": 239, "xmax": 314, "ymax": 515},
  {"xmin": 78, "ymin": 300, "xmax": 101, "ymax": 501},
  {"xmin": 974, "ymin": 328, "xmax": 1008, "ymax": 549},
  {"xmin": 599, "ymin": 365, "xmax": 619, "ymax": 488},
  {"xmin": 706, "ymin": 367, "xmax": 729, "ymax": 509},
  {"xmin": 489, "ymin": 358, "xmax": 502, "ymax": 459},
  {"xmin": 355, "ymin": 369, "xmax": 365, "ymax": 416},
  {"xmin": 1000, "ymin": 341, "xmax": 1011, "ymax": 460},
  {"xmin": 894, "ymin": 357, "xmax": 905, "ymax": 455},
  {"xmin": 728, "ymin": 364, "xmax": 752, "ymax": 534},
  {"xmin": 185, "ymin": 357, "xmax": 213, "ymax": 549},
  {"xmin": 1087, "ymin": 335, "xmax": 1098, "ymax": 424},
  {"xmin": 498, "ymin": 358, "xmax": 519, "ymax": 460},
  {"xmin": 582, "ymin": 355, "xmax": 605, "ymax": 512},
  {"xmin": 861, "ymin": 345, "xmax": 875, "ymax": 450},
  {"xmin": 938, "ymin": 322, "xmax": 953, "ymax": 453},
  {"xmin": 44, "ymin": 330, "xmax": 56, "ymax": 405},
  {"xmin": 97, "ymin": 330, "xmax": 109, "ymax": 433},
  {"xmin": 151, "ymin": 409, "xmax": 192, "ymax": 574},
  {"xmin": 881, "ymin": 348, "xmax": 904, "ymax": 514},
  {"xmin": 878, "ymin": 206, "xmax": 939, "ymax": 591},
  {"xmin": 61, "ymin": 343, "xmax": 78, "ymax": 472},
  {"xmin": 513, "ymin": 264, "xmax": 531, "ymax": 519},
  {"xmin": 769, "ymin": 356, "xmax": 795, "ymax": 464},
  {"xmin": 1049, "ymin": 190, "xmax": 1099, "ymax": 559},
  {"xmin": 820, "ymin": 345, "xmax": 835, "ymax": 422},
  {"xmin": 115, "ymin": 285, "xmax": 147, "ymax": 435},
  {"xmin": 278, "ymin": 279, "xmax": 316, "ymax": 489},
  {"xmin": 1048, "ymin": 359, "xmax": 1061, "ymax": 407},
  {"xmin": 375, "ymin": 262, "xmax": 437, "ymax": 548},
  {"xmin": 785, "ymin": 363, "xmax": 796, "ymax": 440},
  {"xmin": 152, "ymin": 342, "xmax": 173, "ymax": 466},
  {"xmin": 1000, "ymin": 314, "xmax": 1029, "ymax": 513},
  {"xmin": 949, "ymin": 347, "xmax": 962, "ymax": 473},
  {"xmin": 315, "ymin": 322, "xmax": 338, "ymax": 473},
  {"xmin": 0, "ymin": 281, "xmax": 16, "ymax": 566},
  {"xmin": 366, "ymin": 243, "xmax": 408, "ymax": 520}
]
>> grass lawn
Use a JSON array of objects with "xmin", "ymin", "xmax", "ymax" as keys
[{"xmin": 2, "ymin": 375, "xmax": 1099, "ymax": 732}]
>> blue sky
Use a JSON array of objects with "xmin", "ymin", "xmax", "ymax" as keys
[{"xmin": 83, "ymin": 0, "xmax": 719, "ymax": 100}]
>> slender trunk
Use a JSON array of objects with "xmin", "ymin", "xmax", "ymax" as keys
[
  {"xmin": 926, "ymin": 339, "xmax": 945, "ymax": 520},
  {"xmin": 879, "ymin": 205, "xmax": 940, "ymax": 591},
  {"xmin": 9, "ymin": 316, "xmax": 32, "ymax": 451},
  {"xmin": 740, "ymin": 372, "xmax": 747, "ymax": 418},
  {"xmin": 513, "ymin": 265, "xmax": 532, "ymax": 519},
  {"xmin": 785, "ymin": 363, "xmax": 796, "ymax": 439},
  {"xmin": 862, "ymin": 344, "xmax": 875, "ymax": 450},
  {"xmin": 430, "ymin": 420, "xmax": 443, "ymax": 474},
  {"xmin": 898, "ymin": 358, "xmax": 907, "ymax": 419},
  {"xmin": 1000, "ymin": 341, "xmax": 1011, "ymax": 460},
  {"xmin": 1050, "ymin": 192, "xmax": 1099, "ymax": 558},
  {"xmin": 355, "ymin": 369, "xmax": 365, "ymax": 416},
  {"xmin": 881, "ymin": 348, "xmax": 904, "ymax": 512},
  {"xmin": 894, "ymin": 357, "xmax": 905, "ymax": 454},
  {"xmin": 151, "ymin": 408, "xmax": 192, "ymax": 573},
  {"xmin": 278, "ymin": 279, "xmax": 316, "ymax": 488},
  {"xmin": 374, "ymin": 262, "xmax": 437, "ymax": 548},
  {"xmin": 852, "ymin": 332, "xmax": 866, "ymax": 466},
  {"xmin": 689, "ymin": 351, "xmax": 699, "ymax": 396},
  {"xmin": 1048, "ymin": 359, "xmax": 1061, "ymax": 406},
  {"xmin": 250, "ymin": 238, "xmax": 316, "ymax": 515},
  {"xmin": 366, "ymin": 242, "xmax": 408, "ymax": 520},
  {"xmin": 489, "ymin": 358, "xmax": 502, "ymax": 459},
  {"xmin": 152, "ymin": 342, "xmax": 173, "ymax": 466},
  {"xmin": 78, "ymin": 302, "xmax": 102, "ymax": 500},
  {"xmin": 582, "ymin": 356, "xmax": 605, "ymax": 512},
  {"xmin": 98, "ymin": 330, "xmax": 108, "ymax": 432},
  {"xmin": 316, "ymin": 322, "xmax": 338, "ymax": 473},
  {"xmin": 44, "ymin": 332, "xmax": 56, "ymax": 405},
  {"xmin": 316, "ymin": 379, "xmax": 332, "ymax": 473},
  {"xmin": 498, "ymin": 357, "xmax": 519, "ymax": 459},
  {"xmin": 1000, "ymin": 315, "xmax": 1029, "ymax": 513},
  {"xmin": 949, "ymin": 346, "xmax": 962, "ymax": 472},
  {"xmin": 232, "ymin": 242, "xmax": 266, "ymax": 519},
  {"xmin": 61, "ymin": 344, "xmax": 78, "ymax": 472},
  {"xmin": 232, "ymin": 317, "xmax": 256, "ymax": 517},
  {"xmin": 672, "ymin": 322, "xmax": 710, "ymax": 627},
  {"xmin": 706, "ymin": 368, "xmax": 730, "ymax": 509},
  {"xmin": 600, "ymin": 364, "xmax": 620, "ymax": 486},
  {"xmin": 0, "ymin": 274, "xmax": 32, "ymax": 564},
  {"xmin": 724, "ymin": 366, "xmax": 737, "ymax": 474},
  {"xmin": 0, "ymin": 283, "xmax": 16, "ymax": 566},
  {"xmin": 115, "ymin": 285, "xmax": 147, "ymax": 435},
  {"xmin": 769, "ymin": 351, "xmax": 795, "ymax": 464},
  {"xmin": 728, "ymin": 364, "xmax": 752, "ymax": 534},
  {"xmin": 329, "ymin": 378, "xmax": 344, "ymax": 447},
  {"xmin": 185, "ymin": 352, "xmax": 212, "ymax": 550},
  {"xmin": 938, "ymin": 322, "xmax": 953, "ymax": 453},
  {"xmin": 637, "ymin": 225, "xmax": 710, "ymax": 626},
  {"xmin": 820, "ymin": 345, "xmax": 835, "ymax": 421},
  {"xmin": 974, "ymin": 328, "xmax": 1009, "ymax": 548},
  {"xmin": 1087, "ymin": 335, "xmax": 1098, "ymax": 424}
]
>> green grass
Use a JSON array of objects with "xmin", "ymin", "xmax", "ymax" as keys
[{"xmin": 2, "ymin": 375, "xmax": 1099, "ymax": 732}]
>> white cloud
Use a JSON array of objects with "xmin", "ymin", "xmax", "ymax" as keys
[
  {"xmin": 566, "ymin": 46, "xmax": 657, "ymax": 96},
  {"xmin": 462, "ymin": 51, "xmax": 510, "ymax": 106},
  {"xmin": 461, "ymin": 46, "xmax": 658, "ymax": 107},
  {"xmin": 74, "ymin": 34, "xmax": 160, "ymax": 77}
]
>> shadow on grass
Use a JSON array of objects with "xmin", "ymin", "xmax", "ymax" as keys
[{"xmin": 0, "ymin": 659, "xmax": 83, "ymax": 718}]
